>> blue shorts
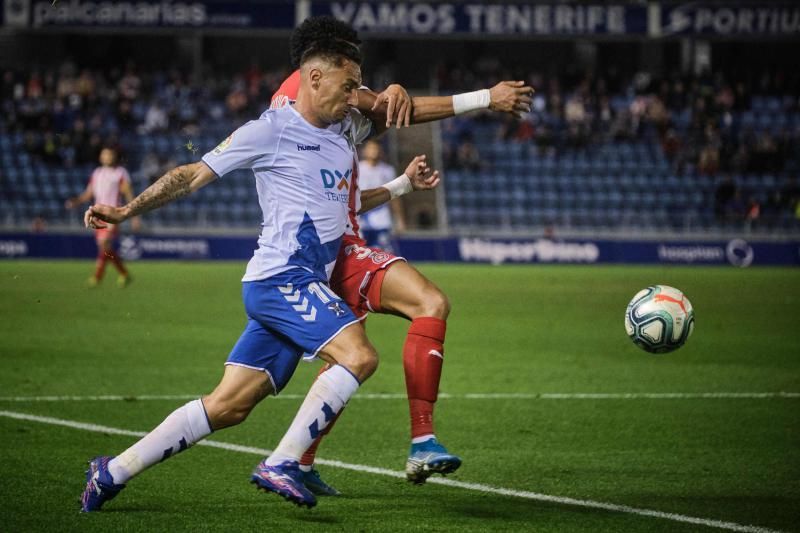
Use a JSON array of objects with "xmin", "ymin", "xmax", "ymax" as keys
[{"xmin": 226, "ymin": 269, "xmax": 359, "ymax": 393}]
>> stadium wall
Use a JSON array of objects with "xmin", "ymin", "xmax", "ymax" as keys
[{"xmin": 1, "ymin": 232, "xmax": 797, "ymax": 267}]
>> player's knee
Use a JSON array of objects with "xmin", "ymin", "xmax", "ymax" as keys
[
  {"xmin": 420, "ymin": 287, "xmax": 450, "ymax": 319},
  {"xmin": 342, "ymin": 344, "xmax": 379, "ymax": 382},
  {"xmin": 202, "ymin": 396, "xmax": 254, "ymax": 430}
]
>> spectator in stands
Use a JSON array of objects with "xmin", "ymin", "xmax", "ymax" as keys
[
  {"xmin": 141, "ymin": 100, "xmax": 169, "ymax": 133},
  {"xmin": 698, "ymin": 144, "xmax": 720, "ymax": 176},
  {"xmin": 497, "ymin": 113, "xmax": 534, "ymax": 142},
  {"xmin": 446, "ymin": 130, "xmax": 483, "ymax": 172},
  {"xmin": 225, "ymin": 76, "xmax": 249, "ymax": 119},
  {"xmin": 564, "ymin": 94, "xmax": 586, "ymax": 125},
  {"xmin": 514, "ymin": 116, "xmax": 535, "ymax": 142},
  {"xmin": 36, "ymin": 131, "xmax": 61, "ymax": 165},
  {"xmin": 646, "ymin": 94, "xmax": 670, "ymax": 134},
  {"xmin": 565, "ymin": 94, "xmax": 590, "ymax": 149},
  {"xmin": 595, "ymin": 95, "xmax": 614, "ymax": 139},
  {"xmin": 661, "ymin": 128, "xmax": 681, "ymax": 162},
  {"xmin": 75, "ymin": 68, "xmax": 96, "ymax": 99},
  {"xmin": 117, "ymin": 64, "xmax": 141, "ymax": 101}
]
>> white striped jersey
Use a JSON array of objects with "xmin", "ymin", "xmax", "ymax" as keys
[{"xmin": 201, "ymin": 104, "xmax": 371, "ymax": 282}]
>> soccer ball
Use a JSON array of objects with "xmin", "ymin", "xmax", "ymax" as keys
[{"xmin": 625, "ymin": 285, "xmax": 694, "ymax": 354}]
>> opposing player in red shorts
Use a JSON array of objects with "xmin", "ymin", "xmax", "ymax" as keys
[
  {"xmin": 66, "ymin": 146, "xmax": 140, "ymax": 287},
  {"xmin": 275, "ymin": 16, "xmax": 533, "ymax": 492}
]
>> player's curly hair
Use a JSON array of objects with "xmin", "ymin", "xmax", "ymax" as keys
[
  {"xmin": 299, "ymin": 38, "xmax": 362, "ymax": 68},
  {"xmin": 290, "ymin": 16, "xmax": 361, "ymax": 69}
]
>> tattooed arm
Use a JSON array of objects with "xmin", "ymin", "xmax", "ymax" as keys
[{"xmin": 85, "ymin": 162, "xmax": 217, "ymax": 228}]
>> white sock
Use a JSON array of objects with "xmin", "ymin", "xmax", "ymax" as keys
[
  {"xmin": 108, "ymin": 399, "xmax": 212, "ymax": 484},
  {"xmin": 266, "ymin": 365, "xmax": 359, "ymax": 465},
  {"xmin": 411, "ymin": 434, "xmax": 435, "ymax": 445}
]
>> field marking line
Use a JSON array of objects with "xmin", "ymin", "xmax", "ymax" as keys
[
  {"xmin": 0, "ymin": 409, "xmax": 783, "ymax": 533},
  {"xmin": 464, "ymin": 392, "xmax": 800, "ymax": 399},
  {"xmin": 0, "ymin": 392, "xmax": 798, "ymax": 402}
]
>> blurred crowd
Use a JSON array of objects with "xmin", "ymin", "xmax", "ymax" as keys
[
  {"xmin": 438, "ymin": 61, "xmax": 800, "ymax": 225},
  {"xmin": 0, "ymin": 61, "xmax": 291, "ymax": 169},
  {"xmin": 2, "ymin": 59, "xmax": 799, "ymax": 229}
]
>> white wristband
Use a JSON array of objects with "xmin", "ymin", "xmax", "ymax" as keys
[
  {"xmin": 452, "ymin": 89, "xmax": 491, "ymax": 115},
  {"xmin": 383, "ymin": 174, "xmax": 413, "ymax": 199}
]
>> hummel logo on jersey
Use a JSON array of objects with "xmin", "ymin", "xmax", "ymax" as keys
[
  {"xmin": 297, "ymin": 144, "xmax": 320, "ymax": 151},
  {"xmin": 278, "ymin": 283, "xmax": 317, "ymax": 321}
]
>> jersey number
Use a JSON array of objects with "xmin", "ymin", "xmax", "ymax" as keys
[{"xmin": 308, "ymin": 282, "xmax": 340, "ymax": 304}]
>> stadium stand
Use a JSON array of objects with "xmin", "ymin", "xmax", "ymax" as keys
[
  {"xmin": 440, "ymin": 69, "xmax": 800, "ymax": 234},
  {"xmin": 1, "ymin": 63, "xmax": 798, "ymax": 234}
]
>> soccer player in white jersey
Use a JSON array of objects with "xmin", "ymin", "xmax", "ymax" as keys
[
  {"xmin": 269, "ymin": 16, "xmax": 534, "ymax": 494},
  {"xmin": 79, "ymin": 39, "xmax": 440, "ymax": 511},
  {"xmin": 357, "ymin": 139, "xmax": 405, "ymax": 251},
  {"xmin": 65, "ymin": 146, "xmax": 139, "ymax": 287}
]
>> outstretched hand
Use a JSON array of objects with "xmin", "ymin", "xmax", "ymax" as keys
[
  {"xmin": 489, "ymin": 80, "xmax": 534, "ymax": 118},
  {"xmin": 84, "ymin": 204, "xmax": 127, "ymax": 229},
  {"xmin": 403, "ymin": 155, "xmax": 440, "ymax": 191},
  {"xmin": 372, "ymin": 84, "xmax": 413, "ymax": 128}
]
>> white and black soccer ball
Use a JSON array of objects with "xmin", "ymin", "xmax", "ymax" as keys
[{"xmin": 625, "ymin": 285, "xmax": 694, "ymax": 354}]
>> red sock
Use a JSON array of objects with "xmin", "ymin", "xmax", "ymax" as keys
[
  {"xmin": 105, "ymin": 249, "xmax": 128, "ymax": 275},
  {"xmin": 300, "ymin": 363, "xmax": 344, "ymax": 467},
  {"xmin": 94, "ymin": 251, "xmax": 108, "ymax": 280},
  {"xmin": 403, "ymin": 317, "xmax": 446, "ymax": 439}
]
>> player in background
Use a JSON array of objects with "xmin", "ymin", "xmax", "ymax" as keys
[
  {"xmin": 80, "ymin": 39, "xmax": 441, "ymax": 510},
  {"xmin": 65, "ymin": 146, "xmax": 139, "ymax": 288},
  {"xmin": 272, "ymin": 16, "xmax": 533, "ymax": 492},
  {"xmin": 357, "ymin": 139, "xmax": 405, "ymax": 251}
]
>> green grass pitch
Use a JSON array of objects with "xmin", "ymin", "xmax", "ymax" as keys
[{"xmin": 1, "ymin": 260, "xmax": 798, "ymax": 532}]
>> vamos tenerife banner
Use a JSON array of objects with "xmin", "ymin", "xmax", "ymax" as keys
[{"xmin": 310, "ymin": 2, "xmax": 647, "ymax": 36}]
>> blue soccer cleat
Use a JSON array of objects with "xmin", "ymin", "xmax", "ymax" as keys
[
  {"xmin": 80, "ymin": 456, "xmax": 126, "ymax": 512},
  {"xmin": 251, "ymin": 460, "xmax": 317, "ymax": 508},
  {"xmin": 301, "ymin": 467, "xmax": 340, "ymax": 496},
  {"xmin": 405, "ymin": 438, "xmax": 462, "ymax": 484}
]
